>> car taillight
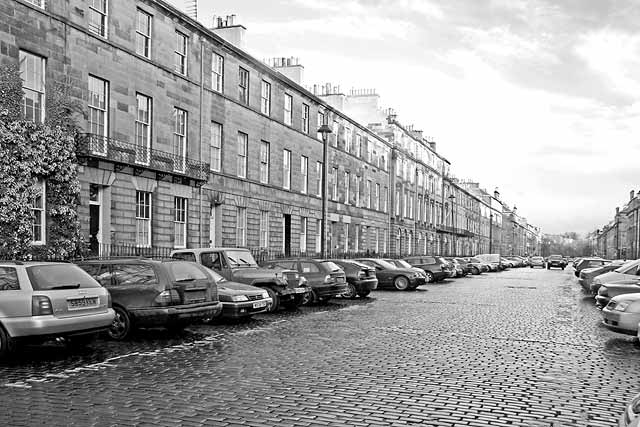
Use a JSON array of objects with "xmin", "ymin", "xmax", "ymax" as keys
[
  {"xmin": 32, "ymin": 296, "xmax": 53, "ymax": 316},
  {"xmin": 154, "ymin": 289, "xmax": 181, "ymax": 306}
]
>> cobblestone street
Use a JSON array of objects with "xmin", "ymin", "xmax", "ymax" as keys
[{"xmin": 1, "ymin": 268, "xmax": 639, "ymax": 426}]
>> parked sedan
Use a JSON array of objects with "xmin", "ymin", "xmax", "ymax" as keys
[
  {"xmin": 0, "ymin": 261, "xmax": 115, "ymax": 357},
  {"xmin": 77, "ymin": 259, "xmax": 222, "ymax": 339},
  {"xmin": 384, "ymin": 258, "xmax": 428, "ymax": 276},
  {"xmin": 204, "ymin": 268, "xmax": 272, "ymax": 318},
  {"xmin": 529, "ymin": 256, "xmax": 545, "ymax": 268},
  {"xmin": 590, "ymin": 259, "xmax": 640, "ymax": 295},
  {"xmin": 619, "ymin": 392, "xmax": 640, "ymax": 427},
  {"xmin": 445, "ymin": 258, "xmax": 467, "ymax": 278},
  {"xmin": 262, "ymin": 259, "xmax": 347, "ymax": 303},
  {"xmin": 596, "ymin": 282, "xmax": 640, "ymax": 309},
  {"xmin": 404, "ymin": 256, "xmax": 450, "ymax": 283},
  {"xmin": 578, "ymin": 261, "xmax": 625, "ymax": 293},
  {"xmin": 602, "ymin": 293, "xmax": 640, "ymax": 335},
  {"xmin": 574, "ymin": 257, "xmax": 609, "ymax": 277},
  {"xmin": 547, "ymin": 254, "xmax": 566, "ymax": 270},
  {"xmin": 357, "ymin": 258, "xmax": 426, "ymax": 291},
  {"xmin": 327, "ymin": 259, "xmax": 378, "ymax": 298}
]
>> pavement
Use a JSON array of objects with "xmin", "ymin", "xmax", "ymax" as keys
[{"xmin": 1, "ymin": 267, "xmax": 639, "ymax": 426}]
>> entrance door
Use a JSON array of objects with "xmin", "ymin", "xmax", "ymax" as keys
[
  {"xmin": 283, "ymin": 214, "xmax": 291, "ymax": 256},
  {"xmin": 89, "ymin": 184, "xmax": 102, "ymax": 255}
]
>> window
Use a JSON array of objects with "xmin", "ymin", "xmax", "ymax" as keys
[
  {"xmin": 174, "ymin": 197, "xmax": 187, "ymax": 248},
  {"xmin": 315, "ymin": 161, "xmax": 323, "ymax": 197},
  {"xmin": 19, "ymin": 51, "xmax": 45, "ymax": 123},
  {"xmin": 31, "ymin": 180, "xmax": 45, "ymax": 245},
  {"xmin": 354, "ymin": 226, "xmax": 359, "ymax": 253},
  {"xmin": 283, "ymin": 149, "xmax": 291, "ymax": 190},
  {"xmin": 111, "ymin": 264, "xmax": 158, "ymax": 287},
  {"xmin": 354, "ymin": 175, "xmax": 360, "ymax": 207},
  {"xmin": 315, "ymin": 219, "xmax": 321, "ymax": 253},
  {"xmin": 366, "ymin": 180, "xmax": 372, "ymax": 209},
  {"xmin": 375, "ymin": 183, "xmax": 380, "ymax": 211},
  {"xmin": 395, "ymin": 190, "xmax": 401, "ymax": 216},
  {"xmin": 136, "ymin": 9, "xmax": 152, "ymax": 58},
  {"xmin": 383, "ymin": 187, "xmax": 388, "ymax": 213},
  {"xmin": 237, "ymin": 132, "xmax": 248, "ymax": 178},
  {"xmin": 0, "ymin": 267, "xmax": 19, "ymax": 291},
  {"xmin": 355, "ymin": 134, "xmax": 362, "ymax": 157},
  {"xmin": 367, "ymin": 141, "xmax": 373, "ymax": 163},
  {"xmin": 300, "ymin": 217, "xmax": 307, "ymax": 252},
  {"xmin": 344, "ymin": 223, "xmax": 349, "ymax": 253},
  {"xmin": 135, "ymin": 191, "xmax": 151, "ymax": 247},
  {"xmin": 88, "ymin": 75, "xmax": 109, "ymax": 155},
  {"xmin": 236, "ymin": 207, "xmax": 246, "ymax": 246},
  {"xmin": 404, "ymin": 192, "xmax": 409, "ymax": 218},
  {"xmin": 331, "ymin": 167, "xmax": 338, "ymax": 200},
  {"xmin": 210, "ymin": 122, "xmax": 222, "ymax": 172},
  {"xmin": 332, "ymin": 120, "xmax": 339, "ymax": 147},
  {"xmin": 396, "ymin": 157, "xmax": 402, "ymax": 177},
  {"xmin": 173, "ymin": 108, "xmax": 187, "ymax": 173},
  {"xmin": 409, "ymin": 195, "xmax": 414, "ymax": 219},
  {"xmin": 300, "ymin": 156, "xmax": 308, "ymax": 194},
  {"xmin": 284, "ymin": 94, "xmax": 293, "ymax": 126},
  {"xmin": 260, "ymin": 80, "xmax": 271, "ymax": 115},
  {"xmin": 344, "ymin": 171, "xmax": 350, "ymax": 204},
  {"xmin": 302, "ymin": 103, "xmax": 310, "ymax": 133},
  {"xmin": 259, "ymin": 211, "xmax": 269, "ymax": 248},
  {"xmin": 89, "ymin": 0, "xmax": 107, "ymax": 37},
  {"xmin": 212, "ymin": 53, "xmax": 224, "ymax": 92},
  {"xmin": 317, "ymin": 111, "xmax": 325, "ymax": 140},
  {"xmin": 174, "ymin": 31, "xmax": 187, "ymax": 75},
  {"xmin": 239, "ymin": 67, "xmax": 249, "ymax": 105},
  {"xmin": 345, "ymin": 127, "xmax": 352, "ymax": 153},
  {"xmin": 260, "ymin": 141, "xmax": 270, "ymax": 184},
  {"xmin": 135, "ymin": 93, "xmax": 151, "ymax": 164},
  {"xmin": 300, "ymin": 262, "xmax": 320, "ymax": 274}
]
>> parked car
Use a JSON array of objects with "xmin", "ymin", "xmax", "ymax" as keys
[
  {"xmin": 596, "ymin": 282, "xmax": 640, "ymax": 309},
  {"xmin": 358, "ymin": 258, "xmax": 426, "ymax": 290},
  {"xmin": 0, "ymin": 261, "xmax": 115, "ymax": 357},
  {"xmin": 77, "ymin": 258, "xmax": 222, "ymax": 340},
  {"xmin": 203, "ymin": 268, "xmax": 272, "ymax": 319},
  {"xmin": 454, "ymin": 258, "xmax": 475, "ymax": 275},
  {"xmin": 445, "ymin": 258, "xmax": 467, "ymax": 278},
  {"xmin": 574, "ymin": 257, "xmax": 608, "ymax": 277},
  {"xmin": 466, "ymin": 257, "xmax": 490, "ymax": 274},
  {"xmin": 170, "ymin": 248, "xmax": 309, "ymax": 312},
  {"xmin": 403, "ymin": 256, "xmax": 450, "ymax": 283},
  {"xmin": 506, "ymin": 257, "xmax": 524, "ymax": 268},
  {"xmin": 261, "ymin": 259, "xmax": 347, "ymax": 303},
  {"xmin": 546, "ymin": 254, "xmax": 566, "ymax": 270},
  {"xmin": 529, "ymin": 256, "xmax": 545, "ymax": 268},
  {"xmin": 601, "ymin": 293, "xmax": 640, "ymax": 335},
  {"xmin": 384, "ymin": 258, "xmax": 429, "ymax": 276},
  {"xmin": 475, "ymin": 254, "xmax": 505, "ymax": 271},
  {"xmin": 590, "ymin": 259, "xmax": 640, "ymax": 295},
  {"xmin": 618, "ymin": 392, "xmax": 640, "ymax": 427},
  {"xmin": 327, "ymin": 259, "xmax": 378, "ymax": 298},
  {"xmin": 578, "ymin": 261, "xmax": 625, "ymax": 293}
]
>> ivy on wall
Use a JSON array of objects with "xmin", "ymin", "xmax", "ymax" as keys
[{"xmin": 0, "ymin": 63, "xmax": 85, "ymax": 260}]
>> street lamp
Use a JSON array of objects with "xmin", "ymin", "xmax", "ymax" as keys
[
  {"xmin": 317, "ymin": 120, "xmax": 333, "ymax": 258},
  {"xmin": 448, "ymin": 193, "xmax": 455, "ymax": 256}
]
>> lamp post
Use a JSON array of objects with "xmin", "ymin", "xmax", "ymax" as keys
[
  {"xmin": 448, "ymin": 193, "xmax": 455, "ymax": 256},
  {"xmin": 489, "ymin": 213, "xmax": 493, "ymax": 253},
  {"xmin": 317, "ymin": 121, "xmax": 333, "ymax": 258}
]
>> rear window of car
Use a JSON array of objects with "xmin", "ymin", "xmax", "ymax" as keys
[
  {"xmin": 167, "ymin": 262, "xmax": 208, "ymax": 282},
  {"xmin": 26, "ymin": 264, "xmax": 101, "ymax": 290},
  {"xmin": 172, "ymin": 252, "xmax": 196, "ymax": 262},
  {"xmin": 320, "ymin": 261, "xmax": 341, "ymax": 272},
  {"xmin": 549, "ymin": 255, "xmax": 562, "ymax": 260}
]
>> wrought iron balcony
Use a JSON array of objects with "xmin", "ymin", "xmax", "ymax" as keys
[
  {"xmin": 435, "ymin": 224, "xmax": 475, "ymax": 238},
  {"xmin": 77, "ymin": 133, "xmax": 209, "ymax": 184}
]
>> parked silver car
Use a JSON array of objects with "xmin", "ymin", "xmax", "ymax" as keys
[{"xmin": 0, "ymin": 261, "xmax": 115, "ymax": 357}]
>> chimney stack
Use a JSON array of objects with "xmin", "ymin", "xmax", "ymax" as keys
[
  {"xmin": 211, "ymin": 14, "xmax": 247, "ymax": 50},
  {"xmin": 494, "ymin": 188, "xmax": 500, "ymax": 200},
  {"xmin": 268, "ymin": 57, "xmax": 304, "ymax": 85},
  {"xmin": 184, "ymin": 0, "xmax": 197, "ymax": 20},
  {"xmin": 631, "ymin": 190, "xmax": 635, "ymax": 201}
]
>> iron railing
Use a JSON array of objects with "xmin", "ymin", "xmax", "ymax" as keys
[
  {"xmin": 435, "ymin": 224, "xmax": 475, "ymax": 238},
  {"xmin": 77, "ymin": 133, "xmax": 209, "ymax": 183}
]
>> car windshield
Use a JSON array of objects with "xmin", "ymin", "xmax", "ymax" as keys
[
  {"xmin": 437, "ymin": 257, "xmax": 448, "ymax": 264},
  {"xmin": 166, "ymin": 262, "xmax": 208, "ymax": 282},
  {"xmin": 225, "ymin": 250, "xmax": 258, "ymax": 268},
  {"xmin": 549, "ymin": 255, "xmax": 562, "ymax": 260},
  {"xmin": 320, "ymin": 261, "xmax": 341, "ymax": 272},
  {"xmin": 27, "ymin": 264, "xmax": 101, "ymax": 290},
  {"xmin": 393, "ymin": 259, "xmax": 413, "ymax": 269},
  {"xmin": 616, "ymin": 260, "xmax": 640, "ymax": 274},
  {"xmin": 532, "ymin": 257, "xmax": 544, "ymax": 261},
  {"xmin": 375, "ymin": 259, "xmax": 397, "ymax": 269}
]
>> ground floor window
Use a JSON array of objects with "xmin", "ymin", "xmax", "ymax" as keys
[
  {"xmin": 136, "ymin": 191, "xmax": 151, "ymax": 247},
  {"xmin": 174, "ymin": 197, "xmax": 187, "ymax": 248}
]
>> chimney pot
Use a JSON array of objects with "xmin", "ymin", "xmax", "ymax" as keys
[{"xmin": 631, "ymin": 190, "xmax": 635, "ymax": 201}]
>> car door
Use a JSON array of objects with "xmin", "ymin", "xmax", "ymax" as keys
[
  {"xmin": 108, "ymin": 263, "xmax": 161, "ymax": 309},
  {"xmin": 0, "ymin": 266, "xmax": 31, "ymax": 318},
  {"xmin": 299, "ymin": 261, "xmax": 323, "ymax": 287}
]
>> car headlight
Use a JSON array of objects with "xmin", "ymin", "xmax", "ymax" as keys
[
  {"xmin": 594, "ymin": 278, "xmax": 602, "ymax": 285},
  {"xmin": 231, "ymin": 295, "xmax": 249, "ymax": 302},
  {"xmin": 261, "ymin": 291, "xmax": 270, "ymax": 299},
  {"xmin": 598, "ymin": 286, "xmax": 608, "ymax": 296},
  {"xmin": 614, "ymin": 301, "xmax": 630, "ymax": 312}
]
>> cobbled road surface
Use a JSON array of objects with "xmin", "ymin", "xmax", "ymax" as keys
[{"xmin": 1, "ymin": 267, "xmax": 639, "ymax": 426}]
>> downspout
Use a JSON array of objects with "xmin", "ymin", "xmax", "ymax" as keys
[{"xmin": 199, "ymin": 39, "xmax": 205, "ymax": 247}]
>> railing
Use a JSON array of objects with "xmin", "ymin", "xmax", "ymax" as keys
[
  {"xmin": 435, "ymin": 224, "xmax": 475, "ymax": 238},
  {"xmin": 77, "ymin": 133, "xmax": 209, "ymax": 183}
]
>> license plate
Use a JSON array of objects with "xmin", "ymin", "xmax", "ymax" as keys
[
  {"xmin": 185, "ymin": 291, "xmax": 206, "ymax": 304},
  {"xmin": 253, "ymin": 301, "xmax": 267, "ymax": 309},
  {"xmin": 67, "ymin": 297, "xmax": 99, "ymax": 310},
  {"xmin": 294, "ymin": 287, "xmax": 308, "ymax": 294}
]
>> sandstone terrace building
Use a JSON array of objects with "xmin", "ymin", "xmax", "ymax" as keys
[{"xmin": 2, "ymin": 0, "xmax": 540, "ymax": 257}]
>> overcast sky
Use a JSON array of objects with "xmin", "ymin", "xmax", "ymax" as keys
[{"xmin": 171, "ymin": 0, "xmax": 640, "ymax": 236}]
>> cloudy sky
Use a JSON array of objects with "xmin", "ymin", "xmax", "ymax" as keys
[{"xmin": 171, "ymin": 0, "xmax": 640, "ymax": 236}]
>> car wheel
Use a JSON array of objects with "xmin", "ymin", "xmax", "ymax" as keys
[
  {"xmin": 394, "ymin": 276, "xmax": 410, "ymax": 291},
  {"xmin": 472, "ymin": 267, "xmax": 480, "ymax": 275},
  {"xmin": 0, "ymin": 325, "xmax": 16, "ymax": 358},
  {"xmin": 265, "ymin": 288, "xmax": 280, "ymax": 312},
  {"xmin": 358, "ymin": 290, "xmax": 371, "ymax": 298},
  {"xmin": 342, "ymin": 283, "xmax": 358, "ymax": 299},
  {"xmin": 108, "ymin": 306, "xmax": 132, "ymax": 340},
  {"xmin": 424, "ymin": 272, "xmax": 434, "ymax": 283}
]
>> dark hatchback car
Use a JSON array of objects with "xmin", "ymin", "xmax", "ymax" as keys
[
  {"xmin": 403, "ymin": 256, "xmax": 450, "ymax": 283},
  {"xmin": 77, "ymin": 259, "xmax": 222, "ymax": 339},
  {"xmin": 357, "ymin": 258, "xmax": 426, "ymax": 291},
  {"xmin": 262, "ymin": 259, "xmax": 347, "ymax": 303},
  {"xmin": 327, "ymin": 259, "xmax": 378, "ymax": 298},
  {"xmin": 546, "ymin": 255, "xmax": 566, "ymax": 270}
]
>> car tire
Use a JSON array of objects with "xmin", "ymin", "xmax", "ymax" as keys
[
  {"xmin": 394, "ymin": 276, "xmax": 410, "ymax": 291},
  {"xmin": 301, "ymin": 289, "xmax": 314, "ymax": 306},
  {"xmin": 472, "ymin": 267, "xmax": 480, "ymax": 275},
  {"xmin": 342, "ymin": 283, "xmax": 358, "ymax": 299},
  {"xmin": 108, "ymin": 306, "xmax": 132, "ymax": 340},
  {"xmin": 424, "ymin": 272, "xmax": 434, "ymax": 283},
  {"xmin": 0, "ymin": 324, "xmax": 16, "ymax": 358},
  {"xmin": 358, "ymin": 290, "xmax": 371, "ymax": 298},
  {"xmin": 265, "ymin": 288, "xmax": 280, "ymax": 312}
]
